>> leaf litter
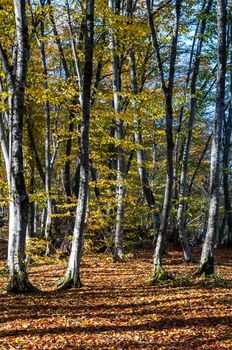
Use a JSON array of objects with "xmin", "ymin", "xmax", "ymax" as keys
[{"xmin": 0, "ymin": 243, "xmax": 232, "ymax": 349}]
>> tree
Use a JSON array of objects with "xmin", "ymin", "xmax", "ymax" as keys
[
  {"xmin": 0, "ymin": 0, "xmax": 231, "ymax": 294},
  {"xmin": 147, "ymin": 0, "xmax": 181, "ymax": 282},
  {"xmin": 108, "ymin": 0, "xmax": 126, "ymax": 260},
  {"xmin": 128, "ymin": 0, "xmax": 159, "ymax": 248},
  {"xmin": 58, "ymin": 0, "xmax": 95, "ymax": 289},
  {"xmin": 220, "ymin": 18, "xmax": 232, "ymax": 246},
  {"xmin": 176, "ymin": 0, "xmax": 213, "ymax": 262},
  {"xmin": 0, "ymin": 0, "xmax": 34, "ymax": 292},
  {"xmin": 199, "ymin": 0, "xmax": 227, "ymax": 276}
]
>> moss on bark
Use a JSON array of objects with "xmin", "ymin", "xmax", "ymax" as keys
[
  {"xmin": 57, "ymin": 273, "xmax": 82, "ymax": 291},
  {"xmin": 149, "ymin": 267, "xmax": 173, "ymax": 285},
  {"xmin": 7, "ymin": 271, "xmax": 37, "ymax": 294},
  {"xmin": 113, "ymin": 254, "xmax": 124, "ymax": 262},
  {"xmin": 195, "ymin": 256, "xmax": 214, "ymax": 277}
]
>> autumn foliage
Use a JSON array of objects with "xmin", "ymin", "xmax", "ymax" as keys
[
  {"xmin": 0, "ymin": 239, "xmax": 232, "ymax": 349},
  {"xmin": 0, "ymin": 0, "xmax": 232, "ymax": 347}
]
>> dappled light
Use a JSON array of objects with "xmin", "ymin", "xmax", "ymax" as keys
[
  {"xmin": 0, "ymin": 245, "xmax": 232, "ymax": 349},
  {"xmin": 0, "ymin": 0, "xmax": 231, "ymax": 348}
]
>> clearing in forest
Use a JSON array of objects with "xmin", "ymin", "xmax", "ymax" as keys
[{"xmin": 0, "ymin": 243, "xmax": 232, "ymax": 349}]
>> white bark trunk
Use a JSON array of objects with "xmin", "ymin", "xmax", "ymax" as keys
[
  {"xmin": 109, "ymin": 0, "xmax": 125, "ymax": 260},
  {"xmin": 58, "ymin": 0, "xmax": 94, "ymax": 289},
  {"xmin": 199, "ymin": 0, "xmax": 227, "ymax": 275},
  {"xmin": 128, "ymin": 49, "xmax": 158, "ymax": 241},
  {"xmin": 147, "ymin": 0, "xmax": 181, "ymax": 279},
  {"xmin": 0, "ymin": 0, "xmax": 33, "ymax": 292},
  {"xmin": 176, "ymin": 0, "xmax": 212, "ymax": 262}
]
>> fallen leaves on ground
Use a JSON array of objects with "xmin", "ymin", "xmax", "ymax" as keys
[{"xmin": 0, "ymin": 244, "xmax": 232, "ymax": 349}]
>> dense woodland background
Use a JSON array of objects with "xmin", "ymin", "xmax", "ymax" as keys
[{"xmin": 0, "ymin": 0, "xmax": 231, "ymax": 292}]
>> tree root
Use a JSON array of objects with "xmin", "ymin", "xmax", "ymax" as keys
[
  {"xmin": 7, "ymin": 272, "xmax": 38, "ymax": 294},
  {"xmin": 193, "ymin": 256, "xmax": 214, "ymax": 278},
  {"xmin": 149, "ymin": 268, "xmax": 174, "ymax": 285},
  {"xmin": 57, "ymin": 274, "xmax": 83, "ymax": 291},
  {"xmin": 113, "ymin": 254, "xmax": 125, "ymax": 262},
  {"xmin": 112, "ymin": 247, "xmax": 124, "ymax": 262}
]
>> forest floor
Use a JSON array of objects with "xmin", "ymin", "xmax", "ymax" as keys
[{"xmin": 0, "ymin": 240, "xmax": 232, "ymax": 349}]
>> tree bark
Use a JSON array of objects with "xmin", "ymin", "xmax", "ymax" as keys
[
  {"xmin": 109, "ymin": 0, "xmax": 125, "ymax": 260},
  {"xmin": 129, "ymin": 49, "xmax": 159, "ymax": 240},
  {"xmin": 58, "ymin": 0, "xmax": 94, "ymax": 289},
  {"xmin": 47, "ymin": 0, "xmax": 74, "ymax": 199},
  {"xmin": 147, "ymin": 0, "xmax": 181, "ymax": 281},
  {"xmin": 222, "ymin": 22, "xmax": 232, "ymax": 244},
  {"xmin": 39, "ymin": 2, "xmax": 53, "ymax": 254},
  {"xmin": 199, "ymin": 0, "xmax": 227, "ymax": 276},
  {"xmin": 26, "ymin": 119, "xmax": 45, "ymax": 185},
  {"xmin": 30, "ymin": 0, "xmax": 54, "ymax": 254},
  {"xmin": 0, "ymin": 0, "xmax": 35, "ymax": 292},
  {"xmin": 176, "ymin": 0, "xmax": 212, "ymax": 262},
  {"xmin": 26, "ymin": 166, "xmax": 36, "ymax": 239}
]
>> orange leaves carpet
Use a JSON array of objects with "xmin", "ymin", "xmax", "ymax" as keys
[{"xmin": 0, "ymin": 243, "xmax": 232, "ymax": 349}]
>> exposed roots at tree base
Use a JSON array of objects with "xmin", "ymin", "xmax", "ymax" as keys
[
  {"xmin": 7, "ymin": 272, "xmax": 38, "ymax": 294},
  {"xmin": 149, "ymin": 268, "xmax": 174, "ymax": 285},
  {"xmin": 193, "ymin": 256, "xmax": 214, "ymax": 278},
  {"xmin": 57, "ymin": 274, "xmax": 83, "ymax": 291},
  {"xmin": 113, "ymin": 254, "xmax": 125, "ymax": 262},
  {"xmin": 112, "ymin": 247, "xmax": 124, "ymax": 262}
]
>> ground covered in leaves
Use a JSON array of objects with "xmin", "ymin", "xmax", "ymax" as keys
[{"xmin": 0, "ymin": 241, "xmax": 232, "ymax": 349}]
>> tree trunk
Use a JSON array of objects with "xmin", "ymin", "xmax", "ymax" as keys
[
  {"xmin": 47, "ymin": 0, "xmax": 75, "ymax": 199},
  {"xmin": 26, "ymin": 169, "xmax": 35, "ymax": 239},
  {"xmin": 29, "ymin": 0, "xmax": 55, "ymax": 253},
  {"xmin": 39, "ymin": 8, "xmax": 53, "ymax": 255},
  {"xmin": 109, "ymin": 0, "xmax": 125, "ymax": 260},
  {"xmin": 58, "ymin": 0, "xmax": 94, "ymax": 290},
  {"xmin": 128, "ymin": 48, "xmax": 158, "ymax": 241},
  {"xmin": 173, "ymin": 0, "xmax": 203, "ymax": 202},
  {"xmin": 199, "ymin": 0, "xmax": 227, "ymax": 276},
  {"xmin": 176, "ymin": 0, "xmax": 212, "ymax": 262},
  {"xmin": 153, "ymin": 94, "xmax": 174, "ymax": 279},
  {"xmin": 43, "ymin": 91, "xmax": 53, "ymax": 255},
  {"xmin": 147, "ymin": 0, "xmax": 181, "ymax": 281},
  {"xmin": 1, "ymin": 0, "xmax": 35, "ymax": 292},
  {"xmin": 222, "ymin": 22, "xmax": 232, "ymax": 242},
  {"xmin": 26, "ymin": 119, "xmax": 45, "ymax": 185}
]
